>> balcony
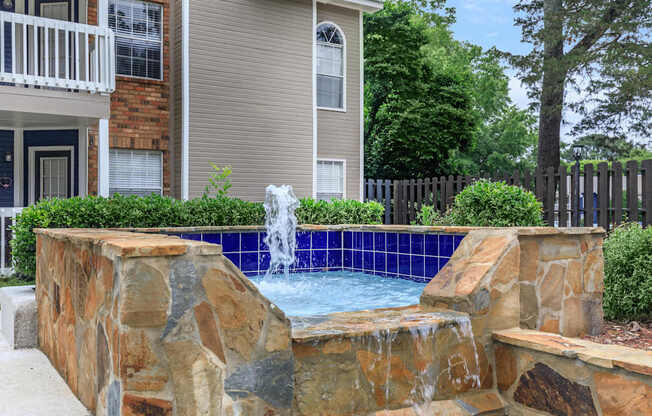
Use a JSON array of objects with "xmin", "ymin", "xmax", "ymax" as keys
[{"xmin": 0, "ymin": 11, "xmax": 115, "ymax": 94}]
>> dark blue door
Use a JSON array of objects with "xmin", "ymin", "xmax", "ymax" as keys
[{"xmin": 0, "ymin": 130, "xmax": 14, "ymax": 207}]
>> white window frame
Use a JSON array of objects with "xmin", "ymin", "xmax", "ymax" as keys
[
  {"xmin": 316, "ymin": 158, "xmax": 346, "ymax": 200},
  {"xmin": 108, "ymin": 0, "xmax": 164, "ymax": 81},
  {"xmin": 316, "ymin": 21, "xmax": 347, "ymax": 112},
  {"xmin": 109, "ymin": 149, "xmax": 163, "ymax": 196}
]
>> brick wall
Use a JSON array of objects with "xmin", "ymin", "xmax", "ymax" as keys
[{"xmin": 87, "ymin": 0, "xmax": 171, "ymax": 196}]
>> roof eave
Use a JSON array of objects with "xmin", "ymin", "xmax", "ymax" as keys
[{"xmin": 317, "ymin": 0, "xmax": 384, "ymax": 13}]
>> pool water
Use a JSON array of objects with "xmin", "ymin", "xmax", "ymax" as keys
[{"xmin": 248, "ymin": 271, "xmax": 427, "ymax": 317}]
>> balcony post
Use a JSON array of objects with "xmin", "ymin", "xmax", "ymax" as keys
[{"xmin": 98, "ymin": 118, "xmax": 109, "ymax": 197}]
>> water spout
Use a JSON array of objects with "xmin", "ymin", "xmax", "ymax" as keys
[{"xmin": 263, "ymin": 184, "xmax": 300, "ymax": 276}]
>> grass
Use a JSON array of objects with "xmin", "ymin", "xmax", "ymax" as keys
[{"xmin": 0, "ymin": 275, "xmax": 32, "ymax": 289}]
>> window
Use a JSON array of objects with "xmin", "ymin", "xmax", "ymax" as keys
[
  {"xmin": 317, "ymin": 160, "xmax": 345, "ymax": 200},
  {"xmin": 316, "ymin": 23, "xmax": 344, "ymax": 110},
  {"xmin": 109, "ymin": 0, "xmax": 162, "ymax": 80},
  {"xmin": 110, "ymin": 149, "xmax": 162, "ymax": 196}
]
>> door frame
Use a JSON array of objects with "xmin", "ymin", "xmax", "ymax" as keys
[
  {"xmin": 34, "ymin": 150, "xmax": 72, "ymax": 202},
  {"xmin": 28, "ymin": 145, "xmax": 74, "ymax": 205}
]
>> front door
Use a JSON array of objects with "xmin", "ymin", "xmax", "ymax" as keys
[{"xmin": 34, "ymin": 151, "xmax": 71, "ymax": 201}]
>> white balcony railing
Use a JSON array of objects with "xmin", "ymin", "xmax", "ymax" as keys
[{"xmin": 0, "ymin": 11, "xmax": 115, "ymax": 94}]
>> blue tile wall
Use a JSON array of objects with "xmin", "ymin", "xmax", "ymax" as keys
[{"xmin": 176, "ymin": 230, "xmax": 466, "ymax": 282}]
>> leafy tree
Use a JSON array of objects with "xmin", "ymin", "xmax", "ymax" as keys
[
  {"xmin": 507, "ymin": 0, "xmax": 651, "ymax": 171},
  {"xmin": 364, "ymin": 1, "xmax": 475, "ymax": 179},
  {"xmin": 560, "ymin": 134, "xmax": 648, "ymax": 162}
]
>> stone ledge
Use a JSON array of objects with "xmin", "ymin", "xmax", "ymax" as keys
[
  {"xmin": 0, "ymin": 285, "xmax": 37, "ymax": 349},
  {"xmin": 367, "ymin": 391, "xmax": 505, "ymax": 415},
  {"xmin": 34, "ymin": 228, "xmax": 221, "ymax": 258},
  {"xmin": 493, "ymin": 328, "xmax": 652, "ymax": 377},
  {"xmin": 291, "ymin": 305, "xmax": 470, "ymax": 342}
]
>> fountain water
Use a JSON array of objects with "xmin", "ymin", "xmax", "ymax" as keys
[{"xmin": 263, "ymin": 184, "xmax": 300, "ymax": 276}]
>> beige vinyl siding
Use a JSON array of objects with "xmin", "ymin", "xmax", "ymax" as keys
[
  {"xmin": 317, "ymin": 4, "xmax": 361, "ymax": 200},
  {"xmin": 170, "ymin": 0, "xmax": 182, "ymax": 198},
  {"xmin": 187, "ymin": 0, "xmax": 314, "ymax": 202}
]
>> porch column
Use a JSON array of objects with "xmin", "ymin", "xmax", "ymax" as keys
[{"xmin": 98, "ymin": 119, "xmax": 109, "ymax": 197}]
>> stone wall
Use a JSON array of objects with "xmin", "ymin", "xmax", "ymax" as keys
[
  {"xmin": 35, "ymin": 229, "xmax": 293, "ymax": 416},
  {"xmin": 493, "ymin": 328, "xmax": 651, "ymax": 416}
]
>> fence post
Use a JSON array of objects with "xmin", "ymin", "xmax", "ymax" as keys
[
  {"xmin": 446, "ymin": 175, "xmax": 454, "ymax": 208},
  {"xmin": 440, "ymin": 176, "xmax": 447, "ymax": 212},
  {"xmin": 545, "ymin": 166, "xmax": 556, "ymax": 225},
  {"xmin": 597, "ymin": 162, "xmax": 609, "ymax": 230},
  {"xmin": 584, "ymin": 164, "xmax": 594, "ymax": 227},
  {"xmin": 384, "ymin": 180, "xmax": 391, "ymax": 225},
  {"xmin": 393, "ymin": 180, "xmax": 400, "ymax": 224},
  {"xmin": 626, "ymin": 160, "xmax": 638, "ymax": 223},
  {"xmin": 559, "ymin": 167, "xmax": 568, "ymax": 227},
  {"xmin": 416, "ymin": 178, "xmax": 423, "ymax": 213},
  {"xmin": 423, "ymin": 178, "xmax": 431, "ymax": 206},
  {"xmin": 612, "ymin": 162, "xmax": 623, "ymax": 227},
  {"xmin": 367, "ymin": 180, "xmax": 374, "ymax": 203},
  {"xmin": 570, "ymin": 164, "xmax": 580, "ymax": 227},
  {"xmin": 642, "ymin": 159, "xmax": 652, "ymax": 227}
]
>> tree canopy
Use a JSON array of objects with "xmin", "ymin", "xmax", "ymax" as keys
[{"xmin": 507, "ymin": 0, "xmax": 651, "ymax": 170}]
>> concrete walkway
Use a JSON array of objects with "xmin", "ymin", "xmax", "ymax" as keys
[{"xmin": 0, "ymin": 332, "xmax": 91, "ymax": 416}]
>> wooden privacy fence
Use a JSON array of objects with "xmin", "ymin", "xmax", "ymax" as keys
[{"xmin": 364, "ymin": 159, "xmax": 652, "ymax": 230}]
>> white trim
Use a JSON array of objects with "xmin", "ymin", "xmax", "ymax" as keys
[
  {"xmin": 27, "ymin": 145, "xmax": 75, "ymax": 206},
  {"xmin": 316, "ymin": 21, "xmax": 347, "ymax": 112},
  {"xmin": 78, "ymin": 129, "xmax": 88, "ymax": 197},
  {"xmin": 98, "ymin": 0, "xmax": 108, "ymax": 28},
  {"xmin": 316, "ymin": 158, "xmax": 347, "ymax": 200},
  {"xmin": 13, "ymin": 129, "xmax": 23, "ymax": 207},
  {"xmin": 359, "ymin": 10, "xmax": 364, "ymax": 201},
  {"xmin": 98, "ymin": 118, "xmax": 109, "ymax": 197},
  {"xmin": 312, "ymin": 0, "xmax": 318, "ymax": 199},
  {"xmin": 317, "ymin": 0, "xmax": 383, "ymax": 12},
  {"xmin": 181, "ymin": 0, "xmax": 190, "ymax": 200}
]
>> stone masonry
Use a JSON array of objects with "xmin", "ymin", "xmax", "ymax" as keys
[{"xmin": 35, "ymin": 229, "xmax": 293, "ymax": 415}]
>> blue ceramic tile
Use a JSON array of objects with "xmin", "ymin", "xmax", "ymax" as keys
[
  {"xmin": 344, "ymin": 231, "xmax": 353, "ymax": 249},
  {"xmin": 454, "ymin": 235, "xmax": 465, "ymax": 250},
  {"xmin": 425, "ymin": 256, "xmax": 439, "ymax": 278},
  {"xmin": 243, "ymin": 271, "xmax": 258, "ymax": 277},
  {"xmin": 439, "ymin": 257, "xmax": 450, "ymax": 270},
  {"xmin": 411, "ymin": 255, "xmax": 424, "ymax": 277},
  {"xmin": 353, "ymin": 250, "xmax": 363, "ymax": 269},
  {"xmin": 312, "ymin": 232, "xmax": 328, "ymax": 250},
  {"xmin": 296, "ymin": 250, "xmax": 311, "ymax": 269},
  {"xmin": 425, "ymin": 234, "xmax": 438, "ymax": 256},
  {"xmin": 374, "ymin": 232, "xmax": 386, "ymax": 252},
  {"xmin": 296, "ymin": 232, "xmax": 311, "ymax": 250},
  {"xmin": 259, "ymin": 232, "xmax": 269, "ymax": 250},
  {"xmin": 387, "ymin": 253, "xmax": 398, "ymax": 274},
  {"xmin": 343, "ymin": 250, "xmax": 353, "ymax": 268},
  {"xmin": 259, "ymin": 252, "xmax": 270, "ymax": 271},
  {"xmin": 353, "ymin": 232, "xmax": 363, "ymax": 250},
  {"xmin": 411, "ymin": 234, "xmax": 424, "ymax": 255},
  {"xmin": 399, "ymin": 234, "xmax": 411, "ymax": 254},
  {"xmin": 399, "ymin": 254, "xmax": 411, "ymax": 275},
  {"xmin": 439, "ymin": 234, "xmax": 454, "ymax": 257},
  {"xmin": 181, "ymin": 233, "xmax": 202, "ymax": 241},
  {"xmin": 328, "ymin": 231, "xmax": 342, "ymax": 249},
  {"xmin": 374, "ymin": 252, "xmax": 386, "ymax": 272},
  {"xmin": 363, "ymin": 251, "xmax": 373, "ymax": 270},
  {"xmin": 202, "ymin": 233, "xmax": 221, "ymax": 244},
  {"xmin": 312, "ymin": 250, "xmax": 328, "ymax": 268},
  {"xmin": 222, "ymin": 233, "xmax": 240, "ymax": 252},
  {"xmin": 241, "ymin": 233, "xmax": 258, "ymax": 252},
  {"xmin": 386, "ymin": 233, "xmax": 398, "ymax": 252},
  {"xmin": 241, "ymin": 252, "xmax": 258, "ymax": 272},
  {"xmin": 363, "ymin": 232, "xmax": 374, "ymax": 251},
  {"xmin": 224, "ymin": 252, "xmax": 240, "ymax": 268},
  {"xmin": 328, "ymin": 250, "xmax": 342, "ymax": 268}
]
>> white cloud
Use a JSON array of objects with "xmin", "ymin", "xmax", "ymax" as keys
[{"xmin": 508, "ymin": 76, "xmax": 530, "ymax": 110}]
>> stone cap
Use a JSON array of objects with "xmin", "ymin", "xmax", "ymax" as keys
[
  {"xmin": 112, "ymin": 224, "xmax": 605, "ymax": 236},
  {"xmin": 291, "ymin": 305, "xmax": 471, "ymax": 342},
  {"xmin": 34, "ymin": 228, "xmax": 221, "ymax": 258},
  {"xmin": 494, "ymin": 328, "xmax": 652, "ymax": 377}
]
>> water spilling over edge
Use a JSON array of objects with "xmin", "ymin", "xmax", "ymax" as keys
[{"xmin": 263, "ymin": 184, "xmax": 300, "ymax": 277}]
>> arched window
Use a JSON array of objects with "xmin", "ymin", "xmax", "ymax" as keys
[{"xmin": 316, "ymin": 22, "xmax": 345, "ymax": 110}]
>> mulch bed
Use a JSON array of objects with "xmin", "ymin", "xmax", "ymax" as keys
[{"xmin": 582, "ymin": 321, "xmax": 652, "ymax": 351}]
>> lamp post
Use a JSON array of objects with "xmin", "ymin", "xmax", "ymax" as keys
[{"xmin": 571, "ymin": 144, "xmax": 584, "ymax": 226}]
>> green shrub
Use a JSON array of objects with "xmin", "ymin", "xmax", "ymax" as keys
[
  {"xmin": 12, "ymin": 194, "xmax": 384, "ymax": 278},
  {"xmin": 418, "ymin": 179, "xmax": 544, "ymax": 227},
  {"xmin": 415, "ymin": 205, "xmax": 450, "ymax": 226},
  {"xmin": 603, "ymin": 223, "xmax": 652, "ymax": 321}
]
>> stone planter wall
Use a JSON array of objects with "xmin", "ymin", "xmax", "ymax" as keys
[{"xmin": 35, "ymin": 229, "xmax": 294, "ymax": 416}]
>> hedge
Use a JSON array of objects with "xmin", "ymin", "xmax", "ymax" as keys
[{"xmin": 11, "ymin": 194, "xmax": 384, "ymax": 278}]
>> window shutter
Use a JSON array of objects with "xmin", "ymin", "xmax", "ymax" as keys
[
  {"xmin": 317, "ymin": 160, "xmax": 344, "ymax": 201},
  {"xmin": 110, "ymin": 149, "xmax": 162, "ymax": 196}
]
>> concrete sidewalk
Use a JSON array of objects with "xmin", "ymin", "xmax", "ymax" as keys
[{"xmin": 0, "ymin": 332, "xmax": 91, "ymax": 416}]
